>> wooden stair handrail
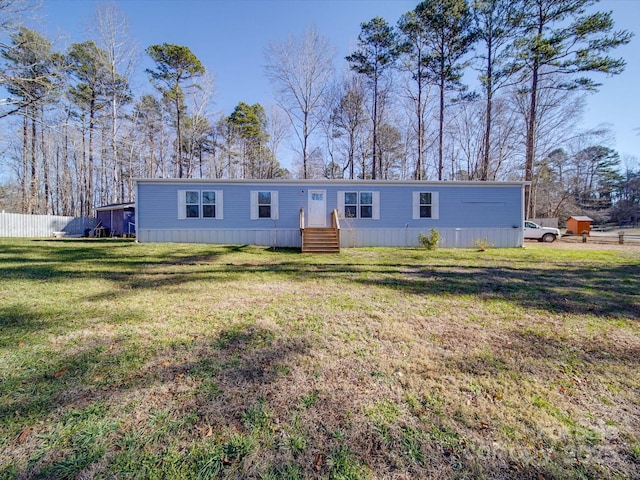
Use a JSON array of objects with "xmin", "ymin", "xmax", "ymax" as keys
[
  {"xmin": 331, "ymin": 209, "xmax": 340, "ymax": 231},
  {"xmin": 299, "ymin": 207, "xmax": 305, "ymax": 232},
  {"xmin": 331, "ymin": 209, "xmax": 340, "ymax": 250}
]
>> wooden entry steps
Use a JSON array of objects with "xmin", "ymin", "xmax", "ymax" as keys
[
  {"xmin": 302, "ymin": 227, "xmax": 340, "ymax": 253},
  {"xmin": 300, "ymin": 208, "xmax": 341, "ymax": 253}
]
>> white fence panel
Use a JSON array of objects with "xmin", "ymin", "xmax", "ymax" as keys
[{"xmin": 0, "ymin": 212, "xmax": 97, "ymax": 238}]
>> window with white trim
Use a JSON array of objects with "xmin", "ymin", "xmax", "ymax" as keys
[
  {"xmin": 359, "ymin": 192, "xmax": 373, "ymax": 218},
  {"xmin": 419, "ymin": 192, "xmax": 431, "ymax": 218},
  {"xmin": 186, "ymin": 191, "xmax": 199, "ymax": 218},
  {"xmin": 202, "ymin": 191, "xmax": 216, "ymax": 218},
  {"xmin": 338, "ymin": 191, "xmax": 379, "ymax": 219},
  {"xmin": 258, "ymin": 191, "xmax": 271, "ymax": 218},
  {"xmin": 250, "ymin": 191, "xmax": 279, "ymax": 220},
  {"xmin": 412, "ymin": 191, "xmax": 439, "ymax": 220},
  {"xmin": 344, "ymin": 192, "xmax": 357, "ymax": 218},
  {"xmin": 178, "ymin": 190, "xmax": 223, "ymax": 219}
]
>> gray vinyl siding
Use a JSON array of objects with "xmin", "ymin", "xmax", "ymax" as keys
[{"xmin": 135, "ymin": 179, "xmax": 526, "ymax": 248}]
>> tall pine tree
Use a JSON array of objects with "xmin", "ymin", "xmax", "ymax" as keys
[
  {"xmin": 347, "ymin": 17, "xmax": 399, "ymax": 179},
  {"xmin": 513, "ymin": 0, "xmax": 632, "ymax": 217},
  {"xmin": 146, "ymin": 43, "xmax": 204, "ymax": 178},
  {"xmin": 413, "ymin": 0, "xmax": 475, "ymax": 181}
]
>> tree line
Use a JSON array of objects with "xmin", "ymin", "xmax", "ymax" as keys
[{"xmin": 0, "ymin": 0, "xmax": 638, "ymax": 226}]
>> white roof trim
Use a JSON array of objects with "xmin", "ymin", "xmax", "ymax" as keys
[
  {"xmin": 134, "ymin": 178, "xmax": 530, "ymax": 187},
  {"xmin": 95, "ymin": 203, "xmax": 135, "ymax": 212}
]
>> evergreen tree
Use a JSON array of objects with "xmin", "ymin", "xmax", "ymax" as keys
[
  {"xmin": 67, "ymin": 40, "xmax": 110, "ymax": 216},
  {"xmin": 472, "ymin": 0, "xmax": 525, "ymax": 180},
  {"xmin": 346, "ymin": 16, "xmax": 399, "ymax": 180},
  {"xmin": 513, "ymin": 0, "xmax": 632, "ymax": 217},
  {"xmin": 227, "ymin": 102, "xmax": 267, "ymax": 178},
  {"xmin": 146, "ymin": 43, "xmax": 204, "ymax": 178},
  {"xmin": 2, "ymin": 27, "xmax": 61, "ymax": 213},
  {"xmin": 413, "ymin": 0, "xmax": 476, "ymax": 181},
  {"xmin": 570, "ymin": 145, "xmax": 621, "ymax": 211},
  {"xmin": 397, "ymin": 9, "xmax": 432, "ymax": 179},
  {"xmin": 610, "ymin": 168, "xmax": 640, "ymax": 226}
]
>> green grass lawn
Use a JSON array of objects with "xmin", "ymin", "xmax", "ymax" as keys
[{"xmin": 1, "ymin": 238, "xmax": 639, "ymax": 479}]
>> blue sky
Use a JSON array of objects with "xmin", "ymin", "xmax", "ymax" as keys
[{"xmin": 31, "ymin": 0, "xmax": 640, "ymax": 169}]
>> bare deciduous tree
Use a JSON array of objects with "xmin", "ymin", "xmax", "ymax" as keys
[
  {"xmin": 265, "ymin": 25, "xmax": 334, "ymax": 179},
  {"xmin": 329, "ymin": 74, "xmax": 368, "ymax": 179},
  {"xmin": 265, "ymin": 104, "xmax": 289, "ymax": 174},
  {"xmin": 92, "ymin": 1, "xmax": 136, "ymax": 203},
  {"xmin": 183, "ymin": 72, "xmax": 215, "ymax": 178}
]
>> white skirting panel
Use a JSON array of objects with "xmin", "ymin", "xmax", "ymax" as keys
[
  {"xmin": 138, "ymin": 227, "xmax": 523, "ymax": 248},
  {"xmin": 339, "ymin": 228, "xmax": 523, "ymax": 248},
  {"xmin": 138, "ymin": 229, "xmax": 302, "ymax": 247}
]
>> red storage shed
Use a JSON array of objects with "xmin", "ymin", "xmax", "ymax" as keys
[{"xmin": 567, "ymin": 216, "xmax": 593, "ymax": 235}]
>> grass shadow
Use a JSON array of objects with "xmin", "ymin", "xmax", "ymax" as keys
[
  {"xmin": 355, "ymin": 262, "xmax": 639, "ymax": 319},
  {"xmin": 0, "ymin": 322, "xmax": 310, "ymax": 479}
]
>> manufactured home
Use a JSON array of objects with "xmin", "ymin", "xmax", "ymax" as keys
[{"xmin": 135, "ymin": 179, "xmax": 527, "ymax": 250}]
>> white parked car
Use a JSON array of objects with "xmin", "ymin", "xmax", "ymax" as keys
[{"xmin": 524, "ymin": 221, "xmax": 561, "ymax": 242}]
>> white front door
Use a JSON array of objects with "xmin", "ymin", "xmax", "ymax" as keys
[{"xmin": 308, "ymin": 190, "xmax": 326, "ymax": 227}]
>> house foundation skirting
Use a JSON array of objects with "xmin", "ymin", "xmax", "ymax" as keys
[{"xmin": 137, "ymin": 227, "xmax": 523, "ymax": 248}]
